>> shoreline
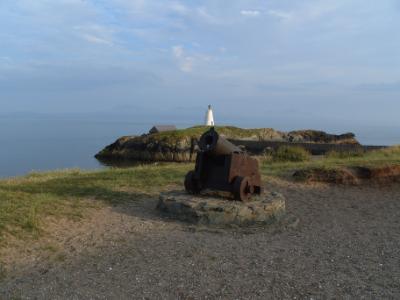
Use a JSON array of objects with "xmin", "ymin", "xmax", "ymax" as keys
[{"xmin": 0, "ymin": 141, "xmax": 394, "ymax": 180}]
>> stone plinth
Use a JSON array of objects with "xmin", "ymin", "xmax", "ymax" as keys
[{"xmin": 157, "ymin": 191, "xmax": 285, "ymax": 226}]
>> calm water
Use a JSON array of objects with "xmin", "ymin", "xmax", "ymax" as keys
[
  {"xmin": 0, "ymin": 116, "xmax": 153, "ymax": 178},
  {"xmin": 0, "ymin": 115, "xmax": 398, "ymax": 178}
]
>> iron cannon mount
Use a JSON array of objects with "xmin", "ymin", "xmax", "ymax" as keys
[{"xmin": 184, "ymin": 128, "xmax": 262, "ymax": 202}]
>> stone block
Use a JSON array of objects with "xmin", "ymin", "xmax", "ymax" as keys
[{"xmin": 157, "ymin": 191, "xmax": 285, "ymax": 226}]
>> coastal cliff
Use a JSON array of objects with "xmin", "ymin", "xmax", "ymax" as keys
[{"xmin": 95, "ymin": 126, "xmax": 359, "ymax": 163}]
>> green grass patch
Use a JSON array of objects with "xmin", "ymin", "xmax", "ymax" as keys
[
  {"xmin": 262, "ymin": 145, "xmax": 400, "ymax": 177},
  {"xmin": 0, "ymin": 163, "xmax": 191, "ymax": 244},
  {"xmin": 155, "ymin": 125, "xmax": 272, "ymax": 140}
]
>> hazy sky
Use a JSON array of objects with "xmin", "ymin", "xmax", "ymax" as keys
[{"xmin": 1, "ymin": 0, "xmax": 399, "ymax": 128}]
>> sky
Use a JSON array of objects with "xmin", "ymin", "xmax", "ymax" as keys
[{"xmin": 0, "ymin": 0, "xmax": 400, "ymax": 129}]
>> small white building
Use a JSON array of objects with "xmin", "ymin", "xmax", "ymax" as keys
[
  {"xmin": 205, "ymin": 105, "xmax": 215, "ymax": 126},
  {"xmin": 149, "ymin": 125, "xmax": 177, "ymax": 134}
]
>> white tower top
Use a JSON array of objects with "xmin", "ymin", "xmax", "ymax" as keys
[{"xmin": 205, "ymin": 105, "xmax": 215, "ymax": 126}]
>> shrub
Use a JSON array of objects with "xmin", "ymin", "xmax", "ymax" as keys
[{"xmin": 272, "ymin": 146, "xmax": 310, "ymax": 162}]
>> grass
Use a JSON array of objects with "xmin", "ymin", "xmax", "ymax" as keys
[
  {"xmin": 0, "ymin": 164, "xmax": 191, "ymax": 245},
  {"xmin": 154, "ymin": 125, "xmax": 275, "ymax": 142},
  {"xmin": 0, "ymin": 146, "xmax": 399, "ymax": 245},
  {"xmin": 261, "ymin": 145, "xmax": 400, "ymax": 177}
]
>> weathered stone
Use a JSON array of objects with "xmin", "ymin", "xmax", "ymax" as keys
[{"xmin": 157, "ymin": 191, "xmax": 286, "ymax": 226}]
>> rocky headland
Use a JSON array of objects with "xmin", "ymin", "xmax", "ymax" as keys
[{"xmin": 95, "ymin": 126, "xmax": 359, "ymax": 163}]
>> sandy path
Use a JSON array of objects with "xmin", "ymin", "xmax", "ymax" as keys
[{"xmin": 1, "ymin": 181, "xmax": 400, "ymax": 299}]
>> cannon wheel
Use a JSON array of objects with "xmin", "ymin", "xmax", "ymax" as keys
[
  {"xmin": 184, "ymin": 171, "xmax": 201, "ymax": 194},
  {"xmin": 233, "ymin": 176, "xmax": 252, "ymax": 202}
]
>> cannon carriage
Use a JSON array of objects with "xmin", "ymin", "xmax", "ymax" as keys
[{"xmin": 184, "ymin": 128, "xmax": 262, "ymax": 201}]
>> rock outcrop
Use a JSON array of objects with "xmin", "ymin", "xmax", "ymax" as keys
[
  {"xmin": 95, "ymin": 126, "xmax": 359, "ymax": 163},
  {"xmin": 157, "ymin": 190, "xmax": 286, "ymax": 226},
  {"xmin": 286, "ymin": 130, "xmax": 358, "ymax": 144}
]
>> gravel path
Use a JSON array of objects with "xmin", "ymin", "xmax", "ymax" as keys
[{"xmin": 1, "ymin": 181, "xmax": 400, "ymax": 299}]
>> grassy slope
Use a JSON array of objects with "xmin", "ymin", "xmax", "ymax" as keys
[
  {"xmin": 0, "ymin": 164, "xmax": 191, "ymax": 245},
  {"xmin": 127, "ymin": 126, "xmax": 279, "ymax": 145},
  {"xmin": 155, "ymin": 126, "xmax": 273, "ymax": 139},
  {"xmin": 0, "ymin": 146, "xmax": 399, "ymax": 245},
  {"xmin": 262, "ymin": 146, "xmax": 400, "ymax": 176},
  {"xmin": 145, "ymin": 126, "xmax": 355, "ymax": 143}
]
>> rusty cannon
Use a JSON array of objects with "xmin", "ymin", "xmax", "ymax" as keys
[{"xmin": 184, "ymin": 128, "xmax": 262, "ymax": 201}]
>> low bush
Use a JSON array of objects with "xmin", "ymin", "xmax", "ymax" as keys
[{"xmin": 272, "ymin": 146, "xmax": 310, "ymax": 162}]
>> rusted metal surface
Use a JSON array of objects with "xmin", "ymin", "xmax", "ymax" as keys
[{"xmin": 185, "ymin": 128, "xmax": 262, "ymax": 202}]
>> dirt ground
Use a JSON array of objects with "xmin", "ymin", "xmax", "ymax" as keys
[{"xmin": 1, "ymin": 179, "xmax": 400, "ymax": 299}]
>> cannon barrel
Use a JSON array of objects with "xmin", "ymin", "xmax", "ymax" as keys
[{"xmin": 198, "ymin": 127, "xmax": 242, "ymax": 155}]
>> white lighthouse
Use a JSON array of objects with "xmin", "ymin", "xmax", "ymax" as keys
[{"xmin": 205, "ymin": 105, "xmax": 215, "ymax": 126}]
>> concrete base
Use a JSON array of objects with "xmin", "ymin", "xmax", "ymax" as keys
[{"xmin": 157, "ymin": 191, "xmax": 286, "ymax": 226}]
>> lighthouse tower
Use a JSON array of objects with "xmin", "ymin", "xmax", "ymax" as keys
[{"xmin": 205, "ymin": 105, "xmax": 215, "ymax": 126}]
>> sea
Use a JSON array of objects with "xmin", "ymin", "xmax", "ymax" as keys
[{"xmin": 0, "ymin": 113, "xmax": 398, "ymax": 178}]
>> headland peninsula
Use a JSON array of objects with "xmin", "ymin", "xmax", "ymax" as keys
[{"xmin": 95, "ymin": 125, "xmax": 366, "ymax": 164}]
